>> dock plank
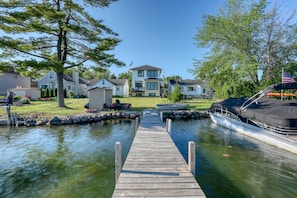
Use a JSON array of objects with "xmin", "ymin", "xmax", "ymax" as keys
[{"xmin": 112, "ymin": 110, "xmax": 206, "ymax": 197}]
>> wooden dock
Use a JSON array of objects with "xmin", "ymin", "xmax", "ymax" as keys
[{"xmin": 112, "ymin": 110, "xmax": 206, "ymax": 197}]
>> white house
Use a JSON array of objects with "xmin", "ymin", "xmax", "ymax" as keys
[
  {"xmin": 87, "ymin": 79, "xmax": 129, "ymax": 97},
  {"xmin": 168, "ymin": 79, "xmax": 214, "ymax": 99},
  {"xmin": 38, "ymin": 71, "xmax": 89, "ymax": 97},
  {"xmin": 130, "ymin": 65, "xmax": 162, "ymax": 97}
]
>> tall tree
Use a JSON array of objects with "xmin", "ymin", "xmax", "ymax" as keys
[
  {"xmin": 192, "ymin": 0, "xmax": 297, "ymax": 98},
  {"xmin": 257, "ymin": 3, "xmax": 297, "ymax": 86},
  {"xmin": 0, "ymin": 0, "xmax": 124, "ymax": 107}
]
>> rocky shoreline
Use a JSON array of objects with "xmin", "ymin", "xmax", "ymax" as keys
[
  {"xmin": 1, "ymin": 110, "xmax": 209, "ymax": 127},
  {"xmin": 4, "ymin": 111, "xmax": 141, "ymax": 127}
]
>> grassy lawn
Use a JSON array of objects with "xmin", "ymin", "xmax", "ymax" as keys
[{"xmin": 0, "ymin": 97, "xmax": 215, "ymax": 118}]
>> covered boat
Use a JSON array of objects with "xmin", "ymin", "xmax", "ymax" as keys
[
  {"xmin": 209, "ymin": 82, "xmax": 297, "ymax": 154},
  {"xmin": 210, "ymin": 82, "xmax": 297, "ymax": 135}
]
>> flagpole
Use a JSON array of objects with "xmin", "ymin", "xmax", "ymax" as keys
[{"xmin": 281, "ymin": 68, "xmax": 284, "ymax": 100}]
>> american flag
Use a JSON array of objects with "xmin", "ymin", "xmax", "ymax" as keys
[{"xmin": 282, "ymin": 71, "xmax": 295, "ymax": 83}]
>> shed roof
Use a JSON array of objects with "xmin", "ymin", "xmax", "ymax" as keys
[{"xmin": 88, "ymin": 87, "xmax": 112, "ymax": 91}]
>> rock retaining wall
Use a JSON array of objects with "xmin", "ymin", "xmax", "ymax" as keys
[
  {"xmin": 2, "ymin": 110, "xmax": 209, "ymax": 127},
  {"xmin": 7, "ymin": 111, "xmax": 141, "ymax": 127},
  {"xmin": 160, "ymin": 110, "xmax": 209, "ymax": 122}
]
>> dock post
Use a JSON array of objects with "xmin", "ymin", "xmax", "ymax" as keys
[
  {"xmin": 166, "ymin": 118, "xmax": 168, "ymax": 130},
  {"xmin": 160, "ymin": 111, "xmax": 163, "ymax": 121},
  {"xmin": 115, "ymin": 141, "xmax": 122, "ymax": 183},
  {"xmin": 6, "ymin": 106, "xmax": 11, "ymax": 125},
  {"xmin": 166, "ymin": 119, "xmax": 172, "ymax": 135},
  {"xmin": 135, "ymin": 117, "xmax": 139, "ymax": 132},
  {"xmin": 188, "ymin": 141, "xmax": 196, "ymax": 175}
]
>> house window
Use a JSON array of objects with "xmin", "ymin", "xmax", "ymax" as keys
[
  {"xmin": 146, "ymin": 82, "xmax": 158, "ymax": 90},
  {"xmin": 187, "ymin": 86, "xmax": 195, "ymax": 92},
  {"xmin": 147, "ymin": 70, "xmax": 158, "ymax": 77},
  {"xmin": 135, "ymin": 82, "xmax": 142, "ymax": 88},
  {"xmin": 203, "ymin": 89, "xmax": 206, "ymax": 93},
  {"xmin": 40, "ymin": 85, "xmax": 48, "ymax": 89},
  {"xmin": 68, "ymin": 85, "xmax": 71, "ymax": 90},
  {"xmin": 149, "ymin": 93, "xmax": 156, "ymax": 96},
  {"xmin": 138, "ymin": 70, "xmax": 144, "ymax": 77},
  {"xmin": 116, "ymin": 87, "xmax": 120, "ymax": 91}
]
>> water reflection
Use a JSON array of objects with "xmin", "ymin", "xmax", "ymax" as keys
[
  {"xmin": 0, "ymin": 119, "xmax": 135, "ymax": 198},
  {"xmin": 1, "ymin": 118, "xmax": 297, "ymax": 198},
  {"xmin": 172, "ymin": 119, "xmax": 297, "ymax": 198}
]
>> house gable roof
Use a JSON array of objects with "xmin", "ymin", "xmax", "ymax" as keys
[
  {"xmin": 130, "ymin": 65, "xmax": 162, "ymax": 71},
  {"xmin": 62, "ymin": 73, "xmax": 88, "ymax": 84},
  {"xmin": 88, "ymin": 78, "xmax": 128, "ymax": 86},
  {"xmin": 109, "ymin": 79, "xmax": 127, "ymax": 86}
]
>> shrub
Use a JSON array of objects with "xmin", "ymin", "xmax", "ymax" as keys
[
  {"xmin": 20, "ymin": 97, "xmax": 31, "ymax": 104},
  {"xmin": 171, "ymin": 84, "xmax": 182, "ymax": 103},
  {"xmin": 68, "ymin": 91, "xmax": 75, "ymax": 98},
  {"xmin": 13, "ymin": 95, "xmax": 21, "ymax": 101}
]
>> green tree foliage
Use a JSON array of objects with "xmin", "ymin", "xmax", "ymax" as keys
[
  {"xmin": 81, "ymin": 66, "xmax": 111, "ymax": 80},
  {"xmin": 118, "ymin": 71, "xmax": 132, "ymax": 94},
  {"xmin": 110, "ymin": 73, "xmax": 117, "ymax": 79},
  {"xmin": 0, "ymin": 0, "xmax": 124, "ymax": 107},
  {"xmin": 170, "ymin": 83, "xmax": 182, "ymax": 103},
  {"xmin": 45, "ymin": 88, "xmax": 50, "ymax": 98},
  {"xmin": 118, "ymin": 71, "xmax": 131, "ymax": 83},
  {"xmin": 193, "ymin": 0, "xmax": 297, "ymax": 98}
]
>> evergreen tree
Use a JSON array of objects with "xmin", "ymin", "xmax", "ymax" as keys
[
  {"xmin": 0, "ymin": 0, "xmax": 124, "ymax": 107},
  {"xmin": 171, "ymin": 84, "xmax": 182, "ymax": 103}
]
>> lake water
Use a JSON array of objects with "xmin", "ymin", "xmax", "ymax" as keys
[{"xmin": 1, "ymin": 118, "xmax": 297, "ymax": 197}]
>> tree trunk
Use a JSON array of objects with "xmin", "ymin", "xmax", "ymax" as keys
[{"xmin": 57, "ymin": 71, "xmax": 66, "ymax": 107}]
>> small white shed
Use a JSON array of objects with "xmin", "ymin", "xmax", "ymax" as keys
[{"xmin": 88, "ymin": 87, "xmax": 112, "ymax": 110}]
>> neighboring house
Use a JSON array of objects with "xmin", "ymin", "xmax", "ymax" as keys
[
  {"xmin": 168, "ymin": 79, "xmax": 214, "ymax": 99},
  {"xmin": 0, "ymin": 71, "xmax": 31, "ymax": 96},
  {"xmin": 38, "ymin": 71, "xmax": 89, "ymax": 97},
  {"xmin": 130, "ymin": 65, "xmax": 162, "ymax": 97},
  {"xmin": 87, "ymin": 79, "xmax": 129, "ymax": 97}
]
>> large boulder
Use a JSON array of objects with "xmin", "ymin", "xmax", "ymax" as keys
[{"xmin": 47, "ymin": 116, "xmax": 62, "ymax": 125}]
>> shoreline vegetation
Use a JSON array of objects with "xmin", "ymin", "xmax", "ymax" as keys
[{"xmin": 0, "ymin": 97, "xmax": 215, "ymax": 126}]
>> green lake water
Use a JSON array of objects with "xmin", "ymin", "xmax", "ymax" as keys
[{"xmin": 1, "ymin": 118, "xmax": 297, "ymax": 197}]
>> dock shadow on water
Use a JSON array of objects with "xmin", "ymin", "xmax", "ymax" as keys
[{"xmin": 0, "ymin": 119, "xmax": 135, "ymax": 198}]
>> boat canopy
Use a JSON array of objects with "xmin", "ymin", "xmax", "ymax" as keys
[{"xmin": 263, "ymin": 82, "xmax": 297, "ymax": 94}]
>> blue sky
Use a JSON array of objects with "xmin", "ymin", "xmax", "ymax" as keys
[{"xmin": 92, "ymin": 0, "xmax": 296, "ymax": 79}]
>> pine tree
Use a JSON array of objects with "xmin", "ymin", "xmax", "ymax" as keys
[{"xmin": 0, "ymin": 0, "xmax": 124, "ymax": 107}]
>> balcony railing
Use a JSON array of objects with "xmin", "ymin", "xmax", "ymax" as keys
[{"xmin": 132, "ymin": 88, "xmax": 145, "ymax": 92}]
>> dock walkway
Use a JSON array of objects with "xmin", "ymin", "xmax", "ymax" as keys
[{"xmin": 112, "ymin": 110, "xmax": 206, "ymax": 197}]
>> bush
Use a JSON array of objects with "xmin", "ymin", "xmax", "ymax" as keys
[
  {"xmin": 171, "ymin": 84, "xmax": 182, "ymax": 103},
  {"xmin": 13, "ymin": 95, "xmax": 21, "ymax": 101},
  {"xmin": 20, "ymin": 97, "xmax": 31, "ymax": 104},
  {"xmin": 68, "ymin": 91, "xmax": 75, "ymax": 98}
]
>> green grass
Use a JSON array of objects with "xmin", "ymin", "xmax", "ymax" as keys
[{"xmin": 0, "ymin": 97, "xmax": 215, "ymax": 118}]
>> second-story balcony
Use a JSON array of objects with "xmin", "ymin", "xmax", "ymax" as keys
[{"xmin": 132, "ymin": 88, "xmax": 145, "ymax": 92}]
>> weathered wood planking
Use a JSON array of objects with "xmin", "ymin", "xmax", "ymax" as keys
[{"xmin": 112, "ymin": 110, "xmax": 206, "ymax": 197}]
